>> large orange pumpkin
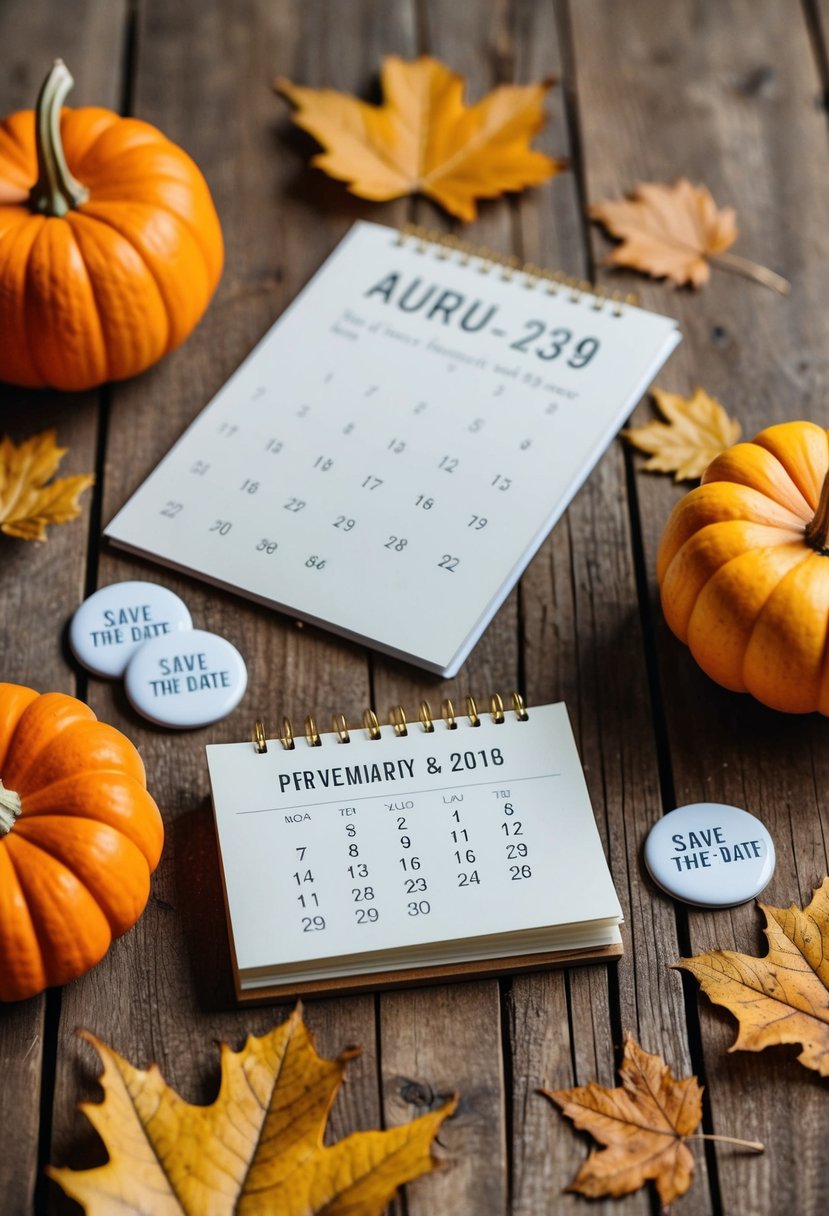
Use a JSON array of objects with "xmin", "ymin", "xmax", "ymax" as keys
[
  {"xmin": 0, "ymin": 683, "xmax": 163, "ymax": 1000},
  {"xmin": 0, "ymin": 60, "xmax": 223, "ymax": 391},
  {"xmin": 657, "ymin": 420, "xmax": 829, "ymax": 715}
]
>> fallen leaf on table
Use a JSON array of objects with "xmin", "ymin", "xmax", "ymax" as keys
[
  {"xmin": 589, "ymin": 178, "xmax": 789, "ymax": 293},
  {"xmin": 48, "ymin": 1005, "xmax": 458, "ymax": 1215},
  {"xmin": 275, "ymin": 55, "xmax": 565, "ymax": 222},
  {"xmin": 624, "ymin": 386, "xmax": 741, "ymax": 481},
  {"xmin": 678, "ymin": 877, "xmax": 829, "ymax": 1076},
  {"xmin": 0, "ymin": 428, "xmax": 94, "ymax": 542},
  {"xmin": 541, "ymin": 1033, "xmax": 761, "ymax": 1209}
]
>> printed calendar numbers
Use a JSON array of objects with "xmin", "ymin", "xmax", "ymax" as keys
[{"xmin": 107, "ymin": 221, "xmax": 679, "ymax": 676}]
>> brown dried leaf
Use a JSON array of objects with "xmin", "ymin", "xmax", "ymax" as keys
[
  {"xmin": 624, "ymin": 386, "xmax": 742, "ymax": 481},
  {"xmin": 541, "ymin": 1034, "xmax": 703, "ymax": 1207},
  {"xmin": 276, "ymin": 55, "xmax": 565, "ymax": 222},
  {"xmin": 0, "ymin": 429, "xmax": 94, "ymax": 541},
  {"xmin": 589, "ymin": 178, "xmax": 737, "ymax": 288},
  {"xmin": 678, "ymin": 877, "xmax": 829, "ymax": 1076}
]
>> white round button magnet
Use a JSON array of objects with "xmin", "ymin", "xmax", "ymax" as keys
[
  {"xmin": 645, "ymin": 803, "xmax": 775, "ymax": 908},
  {"xmin": 124, "ymin": 629, "xmax": 247, "ymax": 729},
  {"xmin": 70, "ymin": 581, "xmax": 193, "ymax": 678}
]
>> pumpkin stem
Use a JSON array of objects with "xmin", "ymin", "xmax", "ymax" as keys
[
  {"xmin": 29, "ymin": 59, "xmax": 90, "ymax": 218},
  {"xmin": 805, "ymin": 470, "xmax": 829, "ymax": 555},
  {"xmin": 0, "ymin": 780, "xmax": 22, "ymax": 836}
]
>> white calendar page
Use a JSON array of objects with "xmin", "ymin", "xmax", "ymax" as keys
[
  {"xmin": 106, "ymin": 222, "xmax": 679, "ymax": 675},
  {"xmin": 206, "ymin": 704, "xmax": 622, "ymax": 992}
]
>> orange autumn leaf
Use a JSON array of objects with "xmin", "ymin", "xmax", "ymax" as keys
[
  {"xmin": 678, "ymin": 878, "xmax": 829, "ymax": 1076},
  {"xmin": 541, "ymin": 1034, "xmax": 705, "ymax": 1207},
  {"xmin": 0, "ymin": 428, "xmax": 94, "ymax": 542},
  {"xmin": 48, "ymin": 1005, "xmax": 458, "ymax": 1215},
  {"xmin": 275, "ymin": 55, "xmax": 565, "ymax": 222},
  {"xmin": 589, "ymin": 178, "xmax": 738, "ymax": 288},
  {"xmin": 624, "ymin": 386, "xmax": 742, "ymax": 481}
]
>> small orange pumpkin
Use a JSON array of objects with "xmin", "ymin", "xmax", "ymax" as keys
[
  {"xmin": 0, "ymin": 683, "xmax": 163, "ymax": 1000},
  {"xmin": 0, "ymin": 60, "xmax": 223, "ymax": 391},
  {"xmin": 657, "ymin": 420, "xmax": 829, "ymax": 714}
]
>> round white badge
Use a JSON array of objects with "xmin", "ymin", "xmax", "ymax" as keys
[
  {"xmin": 124, "ymin": 629, "xmax": 247, "ymax": 729},
  {"xmin": 70, "ymin": 581, "xmax": 193, "ymax": 678},
  {"xmin": 644, "ymin": 803, "xmax": 775, "ymax": 908}
]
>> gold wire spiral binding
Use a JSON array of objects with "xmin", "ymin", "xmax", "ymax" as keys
[
  {"xmin": 258, "ymin": 693, "xmax": 529, "ymax": 751},
  {"xmin": 397, "ymin": 223, "xmax": 623, "ymax": 312}
]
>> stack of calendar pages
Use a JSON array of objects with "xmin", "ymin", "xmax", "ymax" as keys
[{"xmin": 206, "ymin": 702, "xmax": 623, "ymax": 1000}]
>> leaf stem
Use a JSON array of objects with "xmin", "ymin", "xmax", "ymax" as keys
[
  {"xmin": 686, "ymin": 1133, "xmax": 765, "ymax": 1153},
  {"xmin": 709, "ymin": 250, "xmax": 790, "ymax": 296}
]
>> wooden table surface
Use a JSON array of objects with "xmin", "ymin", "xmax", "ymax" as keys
[{"xmin": 3, "ymin": 1, "xmax": 829, "ymax": 1212}]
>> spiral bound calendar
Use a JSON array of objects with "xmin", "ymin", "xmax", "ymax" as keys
[
  {"xmin": 206, "ymin": 696, "xmax": 623, "ymax": 1001},
  {"xmin": 106, "ymin": 222, "xmax": 680, "ymax": 675}
]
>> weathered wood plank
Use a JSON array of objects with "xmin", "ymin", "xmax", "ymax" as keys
[
  {"xmin": 46, "ymin": 2, "xmax": 427, "ymax": 1208},
  {"xmin": 572, "ymin": 0, "xmax": 829, "ymax": 1211},
  {"xmin": 0, "ymin": 4, "xmax": 125, "ymax": 1212}
]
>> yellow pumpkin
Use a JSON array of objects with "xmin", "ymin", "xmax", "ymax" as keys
[{"xmin": 657, "ymin": 420, "xmax": 829, "ymax": 714}]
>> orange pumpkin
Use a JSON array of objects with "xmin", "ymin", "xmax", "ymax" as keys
[
  {"xmin": 0, "ymin": 683, "xmax": 163, "ymax": 1000},
  {"xmin": 0, "ymin": 60, "xmax": 223, "ymax": 391},
  {"xmin": 657, "ymin": 420, "xmax": 829, "ymax": 714}
]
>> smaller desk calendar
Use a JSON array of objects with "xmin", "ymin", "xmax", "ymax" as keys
[
  {"xmin": 106, "ymin": 222, "xmax": 680, "ymax": 675},
  {"xmin": 205, "ymin": 699, "xmax": 623, "ymax": 1001}
]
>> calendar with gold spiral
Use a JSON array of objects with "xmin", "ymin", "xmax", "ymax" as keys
[{"xmin": 106, "ymin": 222, "xmax": 680, "ymax": 675}]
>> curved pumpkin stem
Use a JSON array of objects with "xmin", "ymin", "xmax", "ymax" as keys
[
  {"xmin": 805, "ymin": 470, "xmax": 829, "ymax": 555},
  {"xmin": 0, "ymin": 779, "xmax": 21, "ymax": 836},
  {"xmin": 29, "ymin": 59, "xmax": 90, "ymax": 217}
]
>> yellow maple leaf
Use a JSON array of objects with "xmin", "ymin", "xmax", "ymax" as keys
[
  {"xmin": 48, "ymin": 1005, "xmax": 458, "ymax": 1215},
  {"xmin": 677, "ymin": 877, "xmax": 829, "ymax": 1076},
  {"xmin": 541, "ymin": 1033, "xmax": 762, "ymax": 1208},
  {"xmin": 0, "ymin": 428, "xmax": 94, "ymax": 542},
  {"xmin": 624, "ymin": 386, "xmax": 742, "ymax": 481},
  {"xmin": 275, "ymin": 55, "xmax": 565, "ymax": 222}
]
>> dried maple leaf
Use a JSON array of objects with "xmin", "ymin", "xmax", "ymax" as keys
[
  {"xmin": 678, "ymin": 877, "xmax": 829, "ymax": 1076},
  {"xmin": 624, "ymin": 386, "xmax": 742, "ymax": 481},
  {"xmin": 275, "ymin": 55, "xmax": 565, "ymax": 222},
  {"xmin": 48, "ymin": 1006, "xmax": 457, "ymax": 1215},
  {"xmin": 541, "ymin": 1034, "xmax": 704, "ymax": 1207},
  {"xmin": 0, "ymin": 428, "xmax": 94, "ymax": 542},
  {"xmin": 589, "ymin": 178, "xmax": 737, "ymax": 288}
]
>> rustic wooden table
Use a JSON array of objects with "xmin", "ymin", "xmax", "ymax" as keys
[{"xmin": 3, "ymin": 1, "xmax": 829, "ymax": 1212}]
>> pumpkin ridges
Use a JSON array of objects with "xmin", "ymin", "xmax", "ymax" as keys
[
  {"xmin": 752, "ymin": 421, "xmax": 829, "ymax": 511},
  {"xmin": 65, "ymin": 211, "xmax": 170, "ymax": 378},
  {"xmin": 743, "ymin": 555, "xmax": 829, "ymax": 713},
  {"xmin": 0, "ymin": 112, "xmax": 36, "ymax": 185},
  {"xmin": 73, "ymin": 203, "xmax": 215, "ymax": 353},
  {"xmin": 2, "ymin": 692, "xmax": 97, "ymax": 789},
  {"xmin": 702, "ymin": 442, "xmax": 813, "ymax": 519},
  {"xmin": 0, "ymin": 845, "xmax": 44, "ymax": 1002},
  {"xmin": 21, "ymin": 772, "xmax": 163, "ymax": 868},
  {"xmin": 686, "ymin": 545, "xmax": 812, "ymax": 693},
  {"xmin": 4, "ymin": 833, "xmax": 111, "ymax": 993},
  {"xmin": 0, "ymin": 683, "xmax": 40, "ymax": 773},
  {"xmin": 14, "ymin": 817, "xmax": 152, "ymax": 937},
  {"xmin": 656, "ymin": 481, "xmax": 806, "ymax": 584},
  {"xmin": 10, "ymin": 719, "xmax": 146, "ymax": 796},
  {"xmin": 660, "ymin": 521, "xmax": 804, "ymax": 641},
  {"xmin": 0, "ymin": 216, "xmax": 47, "ymax": 386}
]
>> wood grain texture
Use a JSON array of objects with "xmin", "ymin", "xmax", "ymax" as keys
[
  {"xmin": 572, "ymin": 0, "xmax": 829, "ymax": 1211},
  {"xmin": 0, "ymin": 4, "xmax": 125, "ymax": 1212}
]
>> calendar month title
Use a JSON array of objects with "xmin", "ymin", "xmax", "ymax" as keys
[{"xmin": 276, "ymin": 743, "xmax": 506, "ymax": 795}]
